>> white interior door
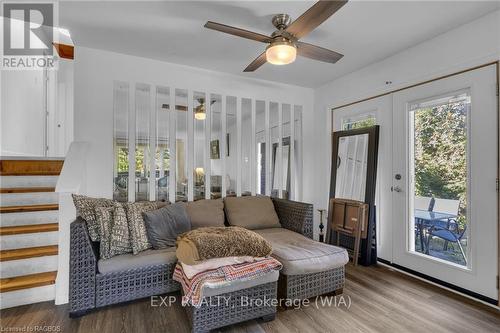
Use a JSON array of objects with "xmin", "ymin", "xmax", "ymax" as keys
[
  {"xmin": 332, "ymin": 95, "xmax": 393, "ymax": 261},
  {"xmin": 392, "ymin": 65, "xmax": 498, "ymax": 300}
]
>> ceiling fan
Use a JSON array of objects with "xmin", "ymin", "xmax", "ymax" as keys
[
  {"xmin": 194, "ymin": 98, "xmax": 216, "ymax": 120},
  {"xmin": 204, "ymin": 0, "xmax": 347, "ymax": 72}
]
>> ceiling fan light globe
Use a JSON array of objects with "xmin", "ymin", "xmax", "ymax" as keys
[
  {"xmin": 194, "ymin": 112, "xmax": 206, "ymax": 120},
  {"xmin": 266, "ymin": 41, "xmax": 296, "ymax": 65}
]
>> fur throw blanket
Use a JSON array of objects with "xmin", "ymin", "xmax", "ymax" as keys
[{"xmin": 176, "ymin": 226, "xmax": 272, "ymax": 265}]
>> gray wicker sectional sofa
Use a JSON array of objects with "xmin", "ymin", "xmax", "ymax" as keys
[{"xmin": 70, "ymin": 197, "xmax": 348, "ymax": 330}]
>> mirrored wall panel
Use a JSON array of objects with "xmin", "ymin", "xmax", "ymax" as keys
[
  {"xmin": 294, "ymin": 105, "xmax": 303, "ymax": 200},
  {"xmin": 210, "ymin": 94, "xmax": 223, "ymax": 199},
  {"xmin": 282, "ymin": 104, "xmax": 291, "ymax": 199},
  {"xmin": 135, "ymin": 83, "xmax": 151, "ymax": 201},
  {"xmin": 241, "ymin": 98, "xmax": 252, "ymax": 196},
  {"xmin": 175, "ymin": 89, "xmax": 188, "ymax": 201},
  {"xmin": 113, "ymin": 82, "xmax": 303, "ymax": 203},
  {"xmin": 270, "ymin": 102, "xmax": 280, "ymax": 198},
  {"xmin": 113, "ymin": 81, "xmax": 129, "ymax": 202},
  {"xmin": 193, "ymin": 91, "xmax": 206, "ymax": 201},
  {"xmin": 226, "ymin": 96, "xmax": 237, "ymax": 197},
  {"xmin": 255, "ymin": 100, "xmax": 266, "ymax": 195},
  {"xmin": 156, "ymin": 86, "xmax": 170, "ymax": 202}
]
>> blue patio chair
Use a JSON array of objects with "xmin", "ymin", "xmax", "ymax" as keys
[
  {"xmin": 414, "ymin": 196, "xmax": 434, "ymax": 249},
  {"xmin": 429, "ymin": 222, "xmax": 467, "ymax": 264},
  {"xmin": 428, "ymin": 198, "xmax": 466, "ymax": 263}
]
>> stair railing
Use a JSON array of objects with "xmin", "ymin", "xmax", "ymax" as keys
[{"xmin": 55, "ymin": 141, "xmax": 89, "ymax": 305}]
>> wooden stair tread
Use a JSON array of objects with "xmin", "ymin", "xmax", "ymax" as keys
[
  {"xmin": 0, "ymin": 187, "xmax": 56, "ymax": 193},
  {"xmin": 0, "ymin": 271, "xmax": 57, "ymax": 293},
  {"xmin": 0, "ymin": 223, "xmax": 58, "ymax": 235},
  {"xmin": 0, "ymin": 245, "xmax": 58, "ymax": 262},
  {"xmin": 0, "ymin": 160, "xmax": 64, "ymax": 176},
  {"xmin": 0, "ymin": 204, "xmax": 59, "ymax": 214}
]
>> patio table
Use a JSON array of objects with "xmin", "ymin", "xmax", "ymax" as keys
[{"xmin": 414, "ymin": 209, "xmax": 458, "ymax": 254}]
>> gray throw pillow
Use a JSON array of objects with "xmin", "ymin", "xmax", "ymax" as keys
[{"xmin": 143, "ymin": 202, "xmax": 191, "ymax": 249}]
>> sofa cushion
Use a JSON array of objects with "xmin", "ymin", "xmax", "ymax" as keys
[
  {"xmin": 202, "ymin": 270, "xmax": 279, "ymax": 297},
  {"xmin": 97, "ymin": 247, "xmax": 177, "ymax": 274},
  {"xmin": 254, "ymin": 228, "xmax": 349, "ymax": 275},
  {"xmin": 224, "ymin": 196, "xmax": 281, "ymax": 230},
  {"xmin": 186, "ymin": 199, "xmax": 224, "ymax": 229},
  {"xmin": 143, "ymin": 202, "xmax": 191, "ymax": 249},
  {"xmin": 72, "ymin": 194, "xmax": 114, "ymax": 241},
  {"xmin": 125, "ymin": 201, "xmax": 166, "ymax": 254}
]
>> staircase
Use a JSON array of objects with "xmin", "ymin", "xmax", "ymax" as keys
[{"xmin": 0, "ymin": 158, "xmax": 63, "ymax": 309}]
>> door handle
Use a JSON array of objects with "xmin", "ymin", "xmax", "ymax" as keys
[{"xmin": 391, "ymin": 186, "xmax": 402, "ymax": 192}]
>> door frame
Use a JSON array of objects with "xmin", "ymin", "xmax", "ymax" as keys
[{"xmin": 331, "ymin": 61, "xmax": 500, "ymax": 305}]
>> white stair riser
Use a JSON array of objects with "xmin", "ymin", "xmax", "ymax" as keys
[
  {"xmin": 1, "ymin": 232, "xmax": 58, "ymax": 250},
  {"xmin": 1, "ymin": 256, "xmax": 58, "ymax": 278},
  {"xmin": 0, "ymin": 285, "xmax": 55, "ymax": 309},
  {"xmin": 0, "ymin": 176, "xmax": 58, "ymax": 188},
  {"xmin": 0, "ymin": 192, "xmax": 59, "ymax": 207},
  {"xmin": 0, "ymin": 210, "xmax": 58, "ymax": 227}
]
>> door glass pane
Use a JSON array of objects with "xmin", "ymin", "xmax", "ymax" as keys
[
  {"xmin": 256, "ymin": 100, "xmax": 266, "ymax": 195},
  {"xmin": 193, "ymin": 91, "xmax": 206, "ymax": 201},
  {"xmin": 342, "ymin": 114, "xmax": 376, "ymax": 130},
  {"xmin": 241, "ymin": 98, "xmax": 252, "ymax": 196},
  {"xmin": 175, "ymin": 89, "xmax": 188, "ymax": 202},
  {"xmin": 135, "ymin": 83, "xmax": 151, "ymax": 201},
  {"xmin": 226, "ymin": 96, "xmax": 237, "ymax": 196},
  {"xmin": 113, "ymin": 81, "xmax": 129, "ymax": 202},
  {"xmin": 409, "ymin": 92, "xmax": 470, "ymax": 266},
  {"xmin": 210, "ymin": 94, "xmax": 222, "ymax": 199},
  {"xmin": 294, "ymin": 106, "xmax": 303, "ymax": 201},
  {"xmin": 156, "ymin": 86, "xmax": 170, "ymax": 202},
  {"xmin": 269, "ymin": 102, "xmax": 279, "ymax": 198},
  {"xmin": 282, "ymin": 104, "xmax": 291, "ymax": 199}
]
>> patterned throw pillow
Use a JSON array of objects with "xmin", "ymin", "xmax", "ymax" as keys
[
  {"xmin": 109, "ymin": 203, "xmax": 133, "ymax": 257},
  {"xmin": 125, "ymin": 201, "xmax": 165, "ymax": 254},
  {"xmin": 96, "ymin": 203, "xmax": 133, "ymax": 259},
  {"xmin": 72, "ymin": 194, "xmax": 114, "ymax": 241},
  {"xmin": 95, "ymin": 206, "xmax": 114, "ymax": 259}
]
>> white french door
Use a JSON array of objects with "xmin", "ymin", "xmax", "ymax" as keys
[
  {"xmin": 332, "ymin": 95, "xmax": 393, "ymax": 261},
  {"xmin": 392, "ymin": 65, "xmax": 497, "ymax": 300},
  {"xmin": 332, "ymin": 64, "xmax": 498, "ymax": 301}
]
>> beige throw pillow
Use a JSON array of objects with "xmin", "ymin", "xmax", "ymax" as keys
[
  {"xmin": 186, "ymin": 199, "xmax": 225, "ymax": 229},
  {"xmin": 224, "ymin": 196, "xmax": 281, "ymax": 230}
]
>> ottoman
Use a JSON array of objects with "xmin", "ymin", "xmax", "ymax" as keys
[{"xmin": 184, "ymin": 270, "xmax": 279, "ymax": 333}]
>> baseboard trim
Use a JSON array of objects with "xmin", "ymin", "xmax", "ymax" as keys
[{"xmin": 377, "ymin": 258, "xmax": 498, "ymax": 306}]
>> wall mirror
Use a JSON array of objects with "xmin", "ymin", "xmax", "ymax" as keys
[{"xmin": 328, "ymin": 125, "xmax": 379, "ymax": 265}]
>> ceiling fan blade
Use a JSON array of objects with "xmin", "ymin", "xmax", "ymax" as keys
[
  {"xmin": 296, "ymin": 41, "xmax": 343, "ymax": 63},
  {"xmin": 204, "ymin": 21, "xmax": 271, "ymax": 43},
  {"xmin": 243, "ymin": 52, "xmax": 267, "ymax": 72},
  {"xmin": 286, "ymin": 0, "xmax": 348, "ymax": 40}
]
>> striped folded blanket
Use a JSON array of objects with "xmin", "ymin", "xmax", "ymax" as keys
[{"xmin": 173, "ymin": 257, "xmax": 282, "ymax": 307}]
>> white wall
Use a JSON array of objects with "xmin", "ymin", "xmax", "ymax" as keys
[
  {"xmin": 308, "ymin": 10, "xmax": 500, "ymax": 238},
  {"xmin": 1, "ymin": 70, "xmax": 46, "ymax": 156},
  {"xmin": 73, "ymin": 46, "xmax": 314, "ymax": 199}
]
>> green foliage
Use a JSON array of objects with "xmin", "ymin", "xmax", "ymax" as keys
[
  {"xmin": 343, "ymin": 117, "xmax": 376, "ymax": 130},
  {"xmin": 414, "ymin": 101, "xmax": 468, "ymax": 226}
]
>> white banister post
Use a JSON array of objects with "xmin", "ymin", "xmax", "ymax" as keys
[{"xmin": 55, "ymin": 141, "xmax": 89, "ymax": 305}]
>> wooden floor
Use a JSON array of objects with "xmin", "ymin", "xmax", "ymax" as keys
[{"xmin": 1, "ymin": 264, "xmax": 499, "ymax": 333}]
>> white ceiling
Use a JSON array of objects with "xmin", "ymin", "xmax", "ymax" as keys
[{"xmin": 60, "ymin": 1, "xmax": 499, "ymax": 88}]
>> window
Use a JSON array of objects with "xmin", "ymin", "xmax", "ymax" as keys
[{"xmin": 342, "ymin": 115, "xmax": 376, "ymax": 130}]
